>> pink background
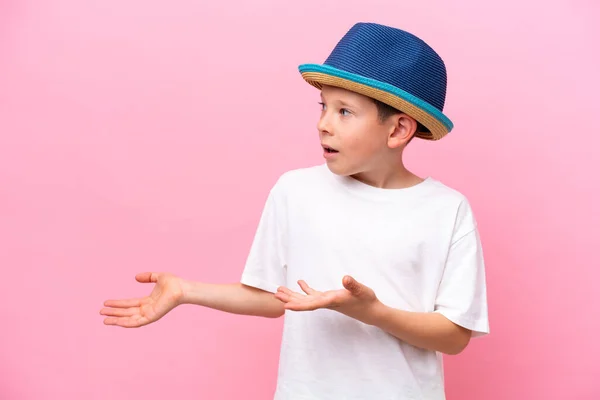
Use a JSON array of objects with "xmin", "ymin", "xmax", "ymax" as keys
[{"xmin": 1, "ymin": 1, "xmax": 599, "ymax": 399}]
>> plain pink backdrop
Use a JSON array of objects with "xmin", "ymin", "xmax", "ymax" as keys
[{"xmin": 1, "ymin": 1, "xmax": 599, "ymax": 399}]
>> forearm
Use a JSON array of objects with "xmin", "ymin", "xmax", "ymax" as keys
[
  {"xmin": 180, "ymin": 281, "xmax": 284, "ymax": 318},
  {"xmin": 366, "ymin": 303, "xmax": 471, "ymax": 355}
]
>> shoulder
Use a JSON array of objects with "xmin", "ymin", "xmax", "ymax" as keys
[
  {"xmin": 425, "ymin": 178, "xmax": 479, "ymax": 238},
  {"xmin": 271, "ymin": 163, "xmax": 329, "ymax": 194},
  {"xmin": 425, "ymin": 178, "xmax": 469, "ymax": 204}
]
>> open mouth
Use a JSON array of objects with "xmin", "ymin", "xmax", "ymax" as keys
[{"xmin": 323, "ymin": 145, "xmax": 339, "ymax": 153}]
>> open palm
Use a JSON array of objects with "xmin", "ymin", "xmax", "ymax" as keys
[
  {"xmin": 276, "ymin": 280, "xmax": 353, "ymax": 311},
  {"xmin": 275, "ymin": 276, "xmax": 379, "ymax": 322},
  {"xmin": 100, "ymin": 272, "xmax": 184, "ymax": 328}
]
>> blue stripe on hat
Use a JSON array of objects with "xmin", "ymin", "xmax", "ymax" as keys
[{"xmin": 298, "ymin": 63, "xmax": 453, "ymax": 132}]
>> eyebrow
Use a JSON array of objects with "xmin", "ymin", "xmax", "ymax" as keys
[{"xmin": 320, "ymin": 94, "xmax": 354, "ymax": 107}]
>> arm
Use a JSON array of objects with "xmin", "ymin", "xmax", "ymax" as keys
[
  {"xmin": 101, "ymin": 272, "xmax": 283, "ymax": 328},
  {"xmin": 275, "ymin": 276, "xmax": 471, "ymax": 355},
  {"xmin": 366, "ymin": 303, "xmax": 471, "ymax": 355},
  {"xmin": 181, "ymin": 281, "xmax": 285, "ymax": 318}
]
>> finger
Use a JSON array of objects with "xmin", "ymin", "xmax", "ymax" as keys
[
  {"xmin": 297, "ymin": 280, "xmax": 316, "ymax": 295},
  {"xmin": 284, "ymin": 297, "xmax": 328, "ymax": 311},
  {"xmin": 277, "ymin": 286, "xmax": 294, "ymax": 295},
  {"xmin": 277, "ymin": 286, "xmax": 304, "ymax": 299},
  {"xmin": 135, "ymin": 272, "xmax": 158, "ymax": 283},
  {"xmin": 99, "ymin": 307, "xmax": 138, "ymax": 317},
  {"xmin": 274, "ymin": 291, "xmax": 291, "ymax": 303},
  {"xmin": 288, "ymin": 294, "xmax": 333, "ymax": 310},
  {"xmin": 103, "ymin": 298, "xmax": 142, "ymax": 308},
  {"xmin": 342, "ymin": 275, "xmax": 362, "ymax": 295},
  {"xmin": 103, "ymin": 316, "xmax": 144, "ymax": 328}
]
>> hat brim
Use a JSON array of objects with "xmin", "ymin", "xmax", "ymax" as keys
[{"xmin": 298, "ymin": 64, "xmax": 453, "ymax": 141}]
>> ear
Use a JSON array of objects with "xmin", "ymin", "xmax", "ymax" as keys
[{"xmin": 387, "ymin": 114, "xmax": 417, "ymax": 149}]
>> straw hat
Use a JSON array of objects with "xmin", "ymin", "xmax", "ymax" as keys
[{"xmin": 299, "ymin": 22, "xmax": 453, "ymax": 140}]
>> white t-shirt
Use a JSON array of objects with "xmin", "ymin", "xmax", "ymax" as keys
[{"xmin": 241, "ymin": 164, "xmax": 489, "ymax": 400}]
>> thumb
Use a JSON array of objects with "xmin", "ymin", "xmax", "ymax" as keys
[
  {"xmin": 342, "ymin": 275, "xmax": 363, "ymax": 296},
  {"xmin": 135, "ymin": 272, "xmax": 159, "ymax": 283}
]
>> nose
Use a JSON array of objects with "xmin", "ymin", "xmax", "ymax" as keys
[{"xmin": 317, "ymin": 111, "xmax": 333, "ymax": 137}]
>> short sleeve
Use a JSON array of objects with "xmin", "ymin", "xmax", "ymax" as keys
[
  {"xmin": 240, "ymin": 182, "xmax": 287, "ymax": 293},
  {"xmin": 434, "ymin": 200, "xmax": 490, "ymax": 337}
]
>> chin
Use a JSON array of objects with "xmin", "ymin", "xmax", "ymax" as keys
[{"xmin": 325, "ymin": 161, "xmax": 356, "ymax": 177}]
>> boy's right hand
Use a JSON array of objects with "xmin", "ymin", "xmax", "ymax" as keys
[{"xmin": 100, "ymin": 272, "xmax": 185, "ymax": 328}]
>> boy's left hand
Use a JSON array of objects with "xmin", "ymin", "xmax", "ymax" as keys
[{"xmin": 275, "ymin": 275, "xmax": 382, "ymax": 325}]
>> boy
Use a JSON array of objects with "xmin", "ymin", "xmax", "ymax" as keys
[{"xmin": 100, "ymin": 22, "xmax": 489, "ymax": 399}]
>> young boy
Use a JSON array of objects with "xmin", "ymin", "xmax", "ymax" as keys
[{"xmin": 100, "ymin": 22, "xmax": 489, "ymax": 399}]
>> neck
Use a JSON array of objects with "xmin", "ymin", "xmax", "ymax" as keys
[{"xmin": 350, "ymin": 156, "xmax": 423, "ymax": 189}]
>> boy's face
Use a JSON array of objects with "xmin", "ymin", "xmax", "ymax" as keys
[{"xmin": 317, "ymin": 85, "xmax": 413, "ymax": 178}]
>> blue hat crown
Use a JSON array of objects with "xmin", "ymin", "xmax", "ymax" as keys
[{"xmin": 323, "ymin": 22, "xmax": 448, "ymax": 113}]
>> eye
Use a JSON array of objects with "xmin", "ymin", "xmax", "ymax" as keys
[
  {"xmin": 318, "ymin": 102, "xmax": 326, "ymax": 111},
  {"xmin": 340, "ymin": 108, "xmax": 351, "ymax": 116}
]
